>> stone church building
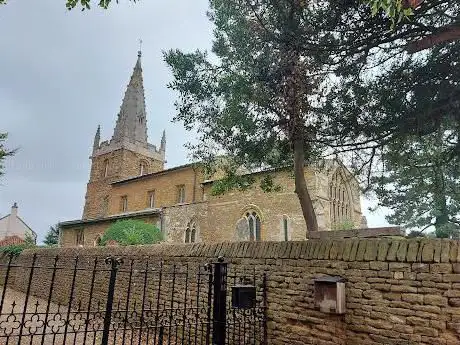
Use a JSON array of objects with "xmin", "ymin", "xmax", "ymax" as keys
[{"xmin": 60, "ymin": 52, "xmax": 363, "ymax": 247}]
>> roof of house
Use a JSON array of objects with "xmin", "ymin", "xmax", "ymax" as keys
[
  {"xmin": 60, "ymin": 208, "xmax": 162, "ymax": 228},
  {"xmin": 0, "ymin": 211, "xmax": 37, "ymax": 239}
]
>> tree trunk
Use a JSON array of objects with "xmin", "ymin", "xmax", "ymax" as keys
[
  {"xmin": 293, "ymin": 138, "xmax": 319, "ymax": 234},
  {"xmin": 407, "ymin": 24, "xmax": 460, "ymax": 53}
]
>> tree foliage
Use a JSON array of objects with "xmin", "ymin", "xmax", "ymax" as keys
[
  {"xmin": 165, "ymin": 0, "xmax": 352, "ymax": 232},
  {"xmin": 0, "ymin": 133, "xmax": 15, "ymax": 179},
  {"xmin": 44, "ymin": 225, "xmax": 60, "ymax": 246},
  {"xmin": 372, "ymin": 129, "xmax": 460, "ymax": 238},
  {"xmin": 100, "ymin": 219, "xmax": 163, "ymax": 246},
  {"xmin": 324, "ymin": 1, "xmax": 459, "ymax": 236}
]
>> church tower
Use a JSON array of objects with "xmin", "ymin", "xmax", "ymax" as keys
[{"xmin": 82, "ymin": 51, "xmax": 166, "ymax": 219}]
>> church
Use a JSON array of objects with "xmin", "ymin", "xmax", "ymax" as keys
[{"xmin": 59, "ymin": 51, "xmax": 363, "ymax": 247}]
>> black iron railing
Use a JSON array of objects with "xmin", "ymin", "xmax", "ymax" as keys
[{"xmin": 0, "ymin": 253, "xmax": 266, "ymax": 345}]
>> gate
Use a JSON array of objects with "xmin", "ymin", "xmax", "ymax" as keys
[{"xmin": 0, "ymin": 254, "xmax": 266, "ymax": 345}]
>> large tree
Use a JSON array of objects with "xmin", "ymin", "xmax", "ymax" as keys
[
  {"xmin": 164, "ymin": 0, "xmax": 356, "ymax": 232},
  {"xmin": 322, "ymin": 3, "xmax": 459, "ymax": 234}
]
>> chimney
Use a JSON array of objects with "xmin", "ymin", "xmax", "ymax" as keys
[{"xmin": 11, "ymin": 202, "xmax": 18, "ymax": 218}]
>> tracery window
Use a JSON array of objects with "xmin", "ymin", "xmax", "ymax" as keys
[
  {"xmin": 185, "ymin": 221, "xmax": 197, "ymax": 243},
  {"xmin": 329, "ymin": 170, "xmax": 352, "ymax": 225},
  {"xmin": 245, "ymin": 211, "xmax": 261, "ymax": 241}
]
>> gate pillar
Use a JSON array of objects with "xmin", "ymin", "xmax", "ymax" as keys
[{"xmin": 212, "ymin": 256, "xmax": 227, "ymax": 345}]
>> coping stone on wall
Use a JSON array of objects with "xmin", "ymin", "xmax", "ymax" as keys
[{"xmin": 21, "ymin": 238, "xmax": 460, "ymax": 264}]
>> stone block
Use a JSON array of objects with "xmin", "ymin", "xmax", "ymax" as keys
[
  {"xmin": 417, "ymin": 273, "xmax": 443, "ymax": 282},
  {"xmin": 443, "ymin": 274, "xmax": 460, "ymax": 283},
  {"xmin": 355, "ymin": 240, "xmax": 367, "ymax": 261},
  {"xmin": 348, "ymin": 289, "xmax": 363, "ymax": 298},
  {"xmin": 406, "ymin": 240, "xmax": 419, "ymax": 262},
  {"xmin": 387, "ymin": 240, "xmax": 400, "ymax": 261},
  {"xmin": 449, "ymin": 298, "xmax": 460, "ymax": 307},
  {"xmin": 378, "ymin": 271, "xmax": 393, "ymax": 278},
  {"xmin": 413, "ymin": 326, "xmax": 438, "ymax": 337},
  {"xmin": 403, "ymin": 272, "xmax": 417, "ymax": 280},
  {"xmin": 413, "ymin": 304, "xmax": 441, "ymax": 314},
  {"xmin": 341, "ymin": 239, "xmax": 353, "ymax": 261},
  {"xmin": 445, "ymin": 290, "xmax": 460, "ymax": 298},
  {"xmin": 384, "ymin": 292, "xmax": 402, "ymax": 301},
  {"xmin": 394, "ymin": 272, "xmax": 404, "ymax": 279},
  {"xmin": 430, "ymin": 263, "xmax": 453, "ymax": 274},
  {"xmin": 364, "ymin": 240, "xmax": 378, "ymax": 261},
  {"xmin": 328, "ymin": 241, "xmax": 339, "ymax": 260},
  {"xmin": 397, "ymin": 241, "xmax": 408, "ymax": 262},
  {"xmin": 424, "ymin": 294, "xmax": 448, "ymax": 307},
  {"xmin": 450, "ymin": 241, "xmax": 458, "ymax": 263},
  {"xmin": 366, "ymin": 318, "xmax": 393, "ymax": 330},
  {"xmin": 349, "ymin": 239, "xmax": 360, "ymax": 261},
  {"xmin": 433, "ymin": 240, "xmax": 442, "ymax": 263},
  {"xmin": 348, "ymin": 261, "xmax": 370, "ymax": 270},
  {"xmin": 354, "ymin": 282, "xmax": 371, "ymax": 290},
  {"xmin": 389, "ymin": 262, "xmax": 411, "ymax": 272},
  {"xmin": 412, "ymin": 263, "xmax": 429, "ymax": 273},
  {"xmin": 453, "ymin": 263, "xmax": 460, "ymax": 273},
  {"xmin": 441, "ymin": 240, "xmax": 451, "ymax": 263},
  {"xmin": 369, "ymin": 261, "xmax": 388, "ymax": 270},
  {"xmin": 373, "ymin": 283, "xmax": 391, "ymax": 292},
  {"xmin": 422, "ymin": 242, "xmax": 435, "ymax": 262},
  {"xmin": 391, "ymin": 285, "xmax": 418, "ymax": 293},
  {"xmin": 402, "ymin": 293, "xmax": 424, "ymax": 304},
  {"xmin": 377, "ymin": 239, "xmax": 390, "ymax": 261},
  {"xmin": 393, "ymin": 324, "xmax": 414, "ymax": 333},
  {"xmin": 363, "ymin": 289, "xmax": 382, "ymax": 299},
  {"xmin": 407, "ymin": 316, "xmax": 430, "ymax": 327}
]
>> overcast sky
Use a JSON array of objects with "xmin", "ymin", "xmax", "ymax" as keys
[{"xmin": 0, "ymin": 0, "xmax": 390, "ymax": 242}]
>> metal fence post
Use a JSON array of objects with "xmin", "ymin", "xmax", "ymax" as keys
[
  {"xmin": 101, "ymin": 257, "xmax": 122, "ymax": 345},
  {"xmin": 212, "ymin": 256, "xmax": 227, "ymax": 345}
]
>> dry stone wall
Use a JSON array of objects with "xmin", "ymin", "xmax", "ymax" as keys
[{"xmin": 4, "ymin": 238, "xmax": 460, "ymax": 345}]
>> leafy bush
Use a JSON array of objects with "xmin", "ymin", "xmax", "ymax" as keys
[
  {"xmin": 332, "ymin": 219, "xmax": 355, "ymax": 231},
  {"xmin": 100, "ymin": 219, "xmax": 163, "ymax": 246},
  {"xmin": 0, "ymin": 243, "xmax": 31, "ymax": 257}
]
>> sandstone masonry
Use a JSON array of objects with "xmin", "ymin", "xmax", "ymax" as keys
[{"xmin": 7, "ymin": 238, "xmax": 460, "ymax": 345}]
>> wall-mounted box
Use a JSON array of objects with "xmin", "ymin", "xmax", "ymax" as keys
[
  {"xmin": 313, "ymin": 276, "xmax": 346, "ymax": 314},
  {"xmin": 232, "ymin": 285, "xmax": 256, "ymax": 309}
]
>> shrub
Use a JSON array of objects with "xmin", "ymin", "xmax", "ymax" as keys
[
  {"xmin": 100, "ymin": 219, "xmax": 163, "ymax": 246},
  {"xmin": 0, "ymin": 243, "xmax": 30, "ymax": 257},
  {"xmin": 332, "ymin": 219, "xmax": 355, "ymax": 231}
]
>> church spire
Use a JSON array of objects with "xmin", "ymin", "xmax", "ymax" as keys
[
  {"xmin": 112, "ymin": 50, "xmax": 148, "ymax": 145},
  {"xmin": 160, "ymin": 129, "xmax": 166, "ymax": 152},
  {"xmin": 93, "ymin": 125, "xmax": 100, "ymax": 152}
]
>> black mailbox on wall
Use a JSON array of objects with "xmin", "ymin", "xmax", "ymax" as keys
[
  {"xmin": 313, "ymin": 276, "xmax": 347, "ymax": 314},
  {"xmin": 232, "ymin": 285, "xmax": 256, "ymax": 309}
]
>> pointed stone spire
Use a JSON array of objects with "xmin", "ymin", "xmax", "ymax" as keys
[
  {"xmin": 93, "ymin": 125, "xmax": 101, "ymax": 152},
  {"xmin": 112, "ymin": 50, "xmax": 148, "ymax": 145},
  {"xmin": 160, "ymin": 130, "xmax": 166, "ymax": 152}
]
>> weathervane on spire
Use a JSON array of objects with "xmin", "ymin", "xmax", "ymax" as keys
[{"xmin": 138, "ymin": 39, "xmax": 143, "ymax": 57}]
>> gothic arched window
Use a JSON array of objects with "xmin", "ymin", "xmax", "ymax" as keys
[
  {"xmin": 282, "ymin": 215, "xmax": 289, "ymax": 241},
  {"xmin": 329, "ymin": 169, "xmax": 353, "ymax": 226},
  {"xmin": 103, "ymin": 159, "xmax": 109, "ymax": 178},
  {"xmin": 245, "ymin": 211, "xmax": 261, "ymax": 241},
  {"xmin": 185, "ymin": 221, "xmax": 197, "ymax": 243},
  {"xmin": 139, "ymin": 161, "xmax": 147, "ymax": 176}
]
